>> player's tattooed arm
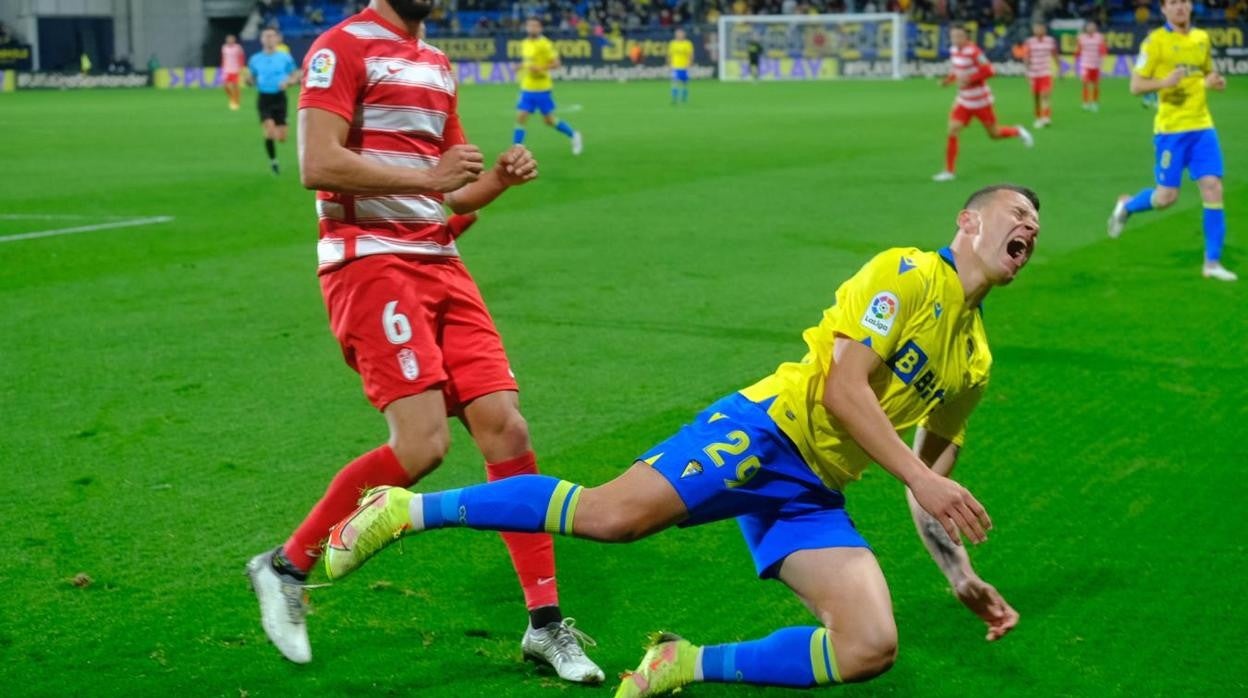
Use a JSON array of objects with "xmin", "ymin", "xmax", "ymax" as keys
[{"xmin": 908, "ymin": 428, "xmax": 975, "ymax": 586}]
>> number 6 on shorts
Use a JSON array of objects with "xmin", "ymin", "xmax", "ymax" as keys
[{"xmin": 383, "ymin": 300, "xmax": 412, "ymax": 345}]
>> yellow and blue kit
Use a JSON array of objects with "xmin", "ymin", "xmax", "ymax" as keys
[
  {"xmin": 669, "ymin": 38, "xmax": 693, "ymax": 81},
  {"xmin": 1123, "ymin": 22, "xmax": 1227, "ymax": 262},
  {"xmin": 1134, "ymin": 23, "xmax": 1223, "ymax": 185},
  {"xmin": 640, "ymin": 246, "xmax": 991, "ymax": 578},
  {"xmin": 517, "ymin": 35, "xmax": 558, "ymax": 113}
]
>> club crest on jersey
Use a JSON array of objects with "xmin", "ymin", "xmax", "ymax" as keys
[
  {"xmin": 681, "ymin": 460, "xmax": 703, "ymax": 479},
  {"xmin": 306, "ymin": 48, "xmax": 336, "ymax": 88},
  {"xmin": 861, "ymin": 292, "xmax": 899, "ymax": 336}
]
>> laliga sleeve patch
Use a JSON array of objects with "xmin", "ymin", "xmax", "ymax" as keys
[
  {"xmin": 861, "ymin": 291, "xmax": 900, "ymax": 337},
  {"xmin": 306, "ymin": 48, "xmax": 337, "ymax": 88}
]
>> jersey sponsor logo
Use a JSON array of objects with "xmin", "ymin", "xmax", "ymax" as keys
[
  {"xmin": 306, "ymin": 48, "xmax": 336, "ymax": 88},
  {"xmin": 934, "ymin": 301, "xmax": 943, "ymax": 319},
  {"xmin": 887, "ymin": 340, "xmax": 946, "ymax": 404},
  {"xmin": 886, "ymin": 340, "xmax": 929, "ymax": 384},
  {"xmin": 861, "ymin": 292, "xmax": 900, "ymax": 336},
  {"xmin": 397, "ymin": 348, "xmax": 420, "ymax": 380}
]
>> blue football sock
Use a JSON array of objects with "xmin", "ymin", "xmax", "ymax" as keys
[
  {"xmin": 1124, "ymin": 187, "xmax": 1155, "ymax": 214},
  {"xmin": 513, "ymin": 127, "xmax": 526, "ymax": 145},
  {"xmin": 555, "ymin": 120, "xmax": 575, "ymax": 138},
  {"xmin": 1203, "ymin": 203, "xmax": 1226, "ymax": 262},
  {"xmin": 416, "ymin": 475, "xmax": 583, "ymax": 535},
  {"xmin": 699, "ymin": 627, "xmax": 840, "ymax": 687},
  {"xmin": 681, "ymin": 86, "xmax": 689, "ymax": 102},
  {"xmin": 671, "ymin": 86, "xmax": 679, "ymax": 102}
]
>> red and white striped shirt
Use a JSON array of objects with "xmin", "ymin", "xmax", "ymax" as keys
[
  {"xmin": 221, "ymin": 43, "xmax": 246, "ymax": 74},
  {"xmin": 299, "ymin": 8, "xmax": 465, "ymax": 273},
  {"xmin": 950, "ymin": 44, "xmax": 994, "ymax": 110},
  {"xmin": 1077, "ymin": 32, "xmax": 1108, "ymax": 73},
  {"xmin": 1023, "ymin": 35, "xmax": 1057, "ymax": 78}
]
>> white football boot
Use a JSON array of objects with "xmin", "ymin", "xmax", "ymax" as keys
[
  {"xmin": 521, "ymin": 618, "xmax": 605, "ymax": 684},
  {"xmin": 1018, "ymin": 126, "xmax": 1035, "ymax": 148},
  {"xmin": 246, "ymin": 549, "xmax": 312, "ymax": 664},
  {"xmin": 571, "ymin": 131, "xmax": 584, "ymax": 156},
  {"xmin": 1202, "ymin": 262, "xmax": 1238, "ymax": 281},
  {"xmin": 1108, "ymin": 195, "xmax": 1130, "ymax": 239},
  {"xmin": 932, "ymin": 170, "xmax": 956, "ymax": 182}
]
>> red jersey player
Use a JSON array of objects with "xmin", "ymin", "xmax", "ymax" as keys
[
  {"xmin": 244, "ymin": 0, "xmax": 605, "ymax": 684},
  {"xmin": 1022, "ymin": 22, "xmax": 1057, "ymax": 128},
  {"xmin": 220, "ymin": 34, "xmax": 245, "ymax": 111},
  {"xmin": 1077, "ymin": 21, "xmax": 1108, "ymax": 112},
  {"xmin": 933, "ymin": 26, "xmax": 1033, "ymax": 182}
]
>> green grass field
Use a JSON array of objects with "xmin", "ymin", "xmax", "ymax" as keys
[{"xmin": 1, "ymin": 77, "xmax": 1245, "ymax": 697}]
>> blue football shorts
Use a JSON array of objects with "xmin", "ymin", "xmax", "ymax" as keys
[
  {"xmin": 1154, "ymin": 128, "xmax": 1223, "ymax": 187},
  {"xmin": 516, "ymin": 90, "xmax": 556, "ymax": 115},
  {"xmin": 639, "ymin": 392, "xmax": 870, "ymax": 579}
]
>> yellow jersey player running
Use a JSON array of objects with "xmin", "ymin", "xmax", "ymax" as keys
[
  {"xmin": 1107, "ymin": 0, "xmax": 1234, "ymax": 281},
  {"xmin": 669, "ymin": 28, "xmax": 693, "ymax": 104},
  {"xmin": 323, "ymin": 185, "xmax": 1038, "ymax": 695},
  {"xmin": 514, "ymin": 17, "xmax": 582, "ymax": 155}
]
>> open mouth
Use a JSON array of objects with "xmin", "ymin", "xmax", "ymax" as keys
[{"xmin": 1006, "ymin": 237, "xmax": 1030, "ymax": 263}]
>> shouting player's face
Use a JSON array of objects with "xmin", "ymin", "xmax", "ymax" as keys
[
  {"xmin": 1162, "ymin": 0, "xmax": 1192, "ymax": 29},
  {"xmin": 964, "ymin": 190, "xmax": 1039, "ymax": 285},
  {"xmin": 387, "ymin": 0, "xmax": 434, "ymax": 22}
]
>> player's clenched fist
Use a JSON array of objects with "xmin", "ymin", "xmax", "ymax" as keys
[
  {"xmin": 431, "ymin": 144, "xmax": 485, "ymax": 192},
  {"xmin": 495, "ymin": 145, "xmax": 538, "ymax": 186},
  {"xmin": 910, "ymin": 471, "xmax": 992, "ymax": 545}
]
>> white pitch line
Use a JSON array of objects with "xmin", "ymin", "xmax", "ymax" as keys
[{"xmin": 0, "ymin": 216, "xmax": 175, "ymax": 244}]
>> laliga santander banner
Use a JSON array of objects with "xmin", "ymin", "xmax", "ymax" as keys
[{"xmin": 139, "ymin": 21, "xmax": 1247, "ymax": 89}]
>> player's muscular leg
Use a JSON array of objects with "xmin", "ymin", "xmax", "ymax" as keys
[
  {"xmin": 542, "ymin": 114, "xmax": 558, "ymax": 127},
  {"xmin": 1197, "ymin": 175, "xmax": 1223, "ymax": 205},
  {"xmin": 947, "ymin": 120, "xmax": 964, "ymax": 137},
  {"xmin": 572, "ymin": 463, "xmax": 688, "ymax": 542},
  {"xmin": 384, "ymin": 390, "xmax": 452, "ymax": 480},
  {"xmin": 516, "ymin": 111, "xmax": 531, "ymax": 125},
  {"xmin": 1153, "ymin": 185, "xmax": 1180, "ymax": 209},
  {"xmin": 460, "ymin": 390, "xmax": 532, "ymax": 463},
  {"xmin": 779, "ymin": 548, "xmax": 898, "ymax": 682}
]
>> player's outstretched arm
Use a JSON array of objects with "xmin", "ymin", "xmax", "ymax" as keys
[
  {"xmin": 298, "ymin": 107, "xmax": 484, "ymax": 195},
  {"xmin": 908, "ymin": 427, "xmax": 1019, "ymax": 641},
  {"xmin": 824, "ymin": 338, "xmax": 992, "ymax": 545},
  {"xmin": 445, "ymin": 146, "xmax": 538, "ymax": 214}
]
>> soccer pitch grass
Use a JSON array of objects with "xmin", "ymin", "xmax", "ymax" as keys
[{"xmin": 1, "ymin": 78, "xmax": 1245, "ymax": 697}]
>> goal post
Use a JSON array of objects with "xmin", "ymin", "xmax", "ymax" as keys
[{"xmin": 716, "ymin": 13, "xmax": 906, "ymax": 82}]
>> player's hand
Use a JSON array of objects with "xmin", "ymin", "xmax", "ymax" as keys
[
  {"xmin": 909, "ymin": 471, "xmax": 991, "ymax": 545},
  {"xmin": 954, "ymin": 577, "xmax": 1019, "ymax": 642},
  {"xmin": 1162, "ymin": 67, "xmax": 1186, "ymax": 88},
  {"xmin": 431, "ymin": 144, "xmax": 485, "ymax": 192},
  {"xmin": 1205, "ymin": 72, "xmax": 1226, "ymax": 91},
  {"xmin": 494, "ymin": 145, "xmax": 538, "ymax": 186}
]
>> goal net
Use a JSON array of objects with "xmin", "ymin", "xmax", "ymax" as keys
[{"xmin": 716, "ymin": 13, "xmax": 905, "ymax": 82}]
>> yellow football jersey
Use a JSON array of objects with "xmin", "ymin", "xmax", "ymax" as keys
[
  {"xmin": 520, "ymin": 36, "xmax": 557, "ymax": 92},
  {"xmin": 669, "ymin": 39, "xmax": 694, "ymax": 69},
  {"xmin": 739, "ymin": 247, "xmax": 992, "ymax": 490},
  {"xmin": 1134, "ymin": 25, "xmax": 1215, "ymax": 134}
]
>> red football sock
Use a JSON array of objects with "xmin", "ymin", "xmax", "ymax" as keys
[
  {"xmin": 282, "ymin": 444, "xmax": 410, "ymax": 572},
  {"xmin": 486, "ymin": 451, "xmax": 558, "ymax": 610},
  {"xmin": 1092, "ymin": 82, "xmax": 1100, "ymax": 101},
  {"xmin": 945, "ymin": 135, "xmax": 958, "ymax": 173},
  {"xmin": 1043, "ymin": 105, "xmax": 1051, "ymax": 118},
  {"xmin": 1083, "ymin": 83, "xmax": 1090, "ymax": 103},
  {"xmin": 999, "ymin": 125, "xmax": 1020, "ymax": 138}
]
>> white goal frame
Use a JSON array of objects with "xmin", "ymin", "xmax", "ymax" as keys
[{"xmin": 717, "ymin": 13, "xmax": 906, "ymax": 81}]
